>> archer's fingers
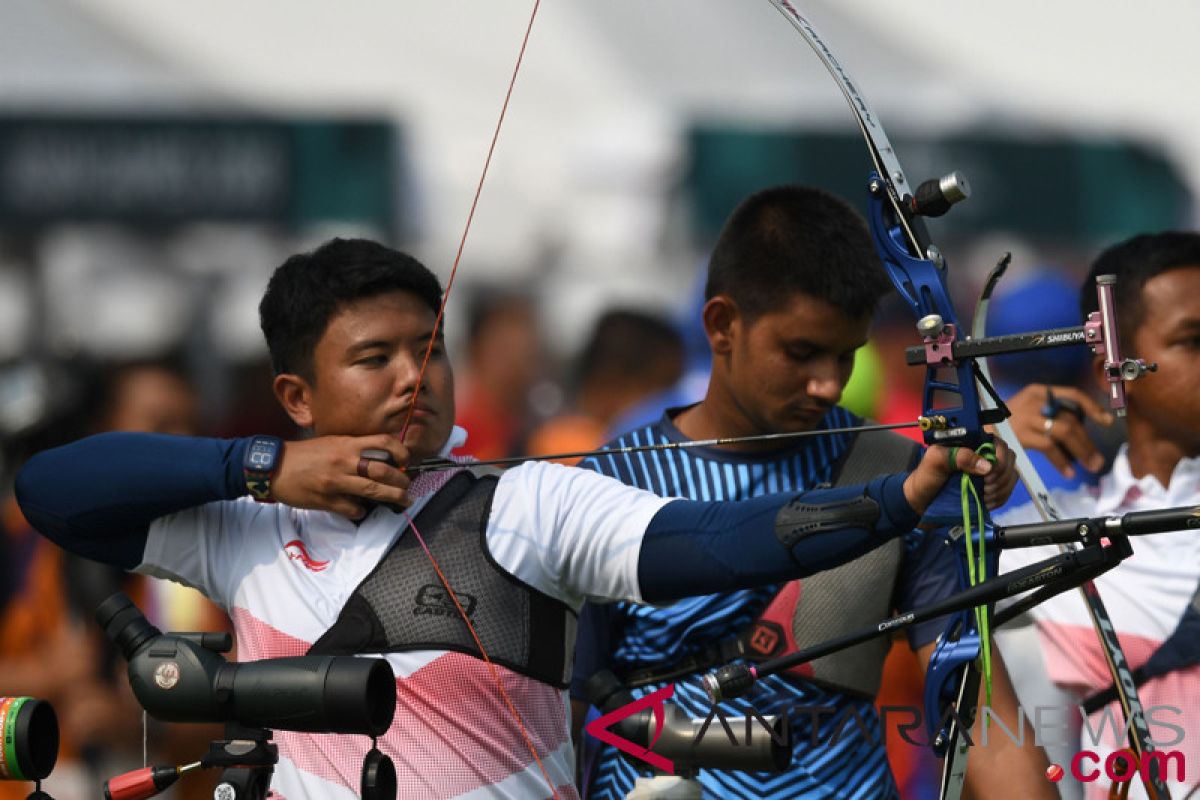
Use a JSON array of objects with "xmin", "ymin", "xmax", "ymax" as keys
[
  {"xmin": 1048, "ymin": 385, "xmax": 1114, "ymax": 427},
  {"xmin": 350, "ymin": 475, "xmax": 412, "ymax": 509},
  {"xmin": 951, "ymin": 445, "xmax": 994, "ymax": 477},
  {"xmin": 1036, "ymin": 428, "xmax": 1077, "ymax": 478},
  {"xmin": 983, "ymin": 448, "xmax": 1019, "ymax": 509},
  {"xmin": 354, "ymin": 453, "xmax": 412, "ymax": 492},
  {"xmin": 331, "ymin": 496, "xmax": 369, "ymax": 521},
  {"xmin": 1048, "ymin": 414, "xmax": 1106, "ymax": 474},
  {"xmin": 357, "ymin": 434, "xmax": 412, "ymax": 471}
]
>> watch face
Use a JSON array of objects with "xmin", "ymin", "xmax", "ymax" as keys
[{"xmin": 247, "ymin": 439, "xmax": 281, "ymax": 473}]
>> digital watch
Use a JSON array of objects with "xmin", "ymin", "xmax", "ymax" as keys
[{"xmin": 243, "ymin": 435, "xmax": 283, "ymax": 502}]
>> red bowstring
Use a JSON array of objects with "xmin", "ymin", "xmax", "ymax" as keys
[
  {"xmin": 402, "ymin": 512, "xmax": 560, "ymax": 798},
  {"xmin": 397, "ymin": 3, "xmax": 559, "ymax": 798},
  {"xmin": 399, "ymin": 0, "xmax": 541, "ymax": 439}
]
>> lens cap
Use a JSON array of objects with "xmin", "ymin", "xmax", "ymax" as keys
[{"xmin": 361, "ymin": 747, "xmax": 396, "ymax": 800}]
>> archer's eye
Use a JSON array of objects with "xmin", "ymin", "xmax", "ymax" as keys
[{"xmin": 785, "ymin": 348, "xmax": 816, "ymax": 363}]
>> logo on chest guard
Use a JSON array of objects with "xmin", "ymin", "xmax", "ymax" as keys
[
  {"xmin": 414, "ymin": 584, "xmax": 478, "ymax": 618},
  {"xmin": 747, "ymin": 621, "xmax": 785, "ymax": 657}
]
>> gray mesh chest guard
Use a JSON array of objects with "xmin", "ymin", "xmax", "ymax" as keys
[
  {"xmin": 743, "ymin": 430, "xmax": 919, "ymax": 698},
  {"xmin": 308, "ymin": 468, "xmax": 578, "ymax": 688}
]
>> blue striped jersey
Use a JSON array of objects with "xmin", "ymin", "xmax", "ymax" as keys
[{"xmin": 575, "ymin": 406, "xmax": 953, "ymax": 799}]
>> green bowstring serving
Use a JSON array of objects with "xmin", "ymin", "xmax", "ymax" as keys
[{"xmin": 960, "ymin": 443, "xmax": 996, "ymax": 712}]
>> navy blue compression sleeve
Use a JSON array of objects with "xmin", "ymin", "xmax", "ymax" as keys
[
  {"xmin": 14, "ymin": 432, "xmax": 250, "ymax": 570},
  {"xmin": 637, "ymin": 473, "xmax": 917, "ymax": 603}
]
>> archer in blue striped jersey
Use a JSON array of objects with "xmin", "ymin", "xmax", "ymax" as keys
[{"xmin": 570, "ymin": 185, "xmax": 1053, "ymax": 800}]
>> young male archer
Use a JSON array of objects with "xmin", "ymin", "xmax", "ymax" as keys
[
  {"xmin": 998, "ymin": 231, "xmax": 1200, "ymax": 800},
  {"xmin": 571, "ymin": 185, "xmax": 1053, "ymax": 800}
]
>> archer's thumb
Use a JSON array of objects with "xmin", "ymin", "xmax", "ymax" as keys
[{"xmin": 950, "ymin": 445, "xmax": 994, "ymax": 476}]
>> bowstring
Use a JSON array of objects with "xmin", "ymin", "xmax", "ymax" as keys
[{"xmin": 396, "ymin": 3, "xmax": 559, "ymax": 797}]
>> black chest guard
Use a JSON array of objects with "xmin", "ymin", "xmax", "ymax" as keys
[{"xmin": 308, "ymin": 468, "xmax": 578, "ymax": 688}]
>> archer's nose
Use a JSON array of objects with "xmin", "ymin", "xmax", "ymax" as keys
[
  {"xmin": 807, "ymin": 363, "xmax": 843, "ymax": 405},
  {"xmin": 392, "ymin": 351, "xmax": 423, "ymax": 397}
]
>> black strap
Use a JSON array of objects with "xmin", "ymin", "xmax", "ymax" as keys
[{"xmin": 830, "ymin": 425, "xmax": 922, "ymax": 485}]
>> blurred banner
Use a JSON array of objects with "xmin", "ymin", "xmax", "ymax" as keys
[{"xmin": 0, "ymin": 116, "xmax": 401, "ymax": 237}]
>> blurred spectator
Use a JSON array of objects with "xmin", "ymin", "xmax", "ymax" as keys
[
  {"xmin": 0, "ymin": 358, "xmax": 227, "ymax": 800},
  {"xmin": 454, "ymin": 290, "xmax": 547, "ymax": 460},
  {"xmin": 524, "ymin": 309, "xmax": 684, "ymax": 462},
  {"xmin": 604, "ymin": 270, "xmax": 711, "ymax": 435}
]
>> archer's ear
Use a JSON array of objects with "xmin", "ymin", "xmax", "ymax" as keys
[
  {"xmin": 273, "ymin": 373, "xmax": 314, "ymax": 429},
  {"xmin": 702, "ymin": 295, "xmax": 740, "ymax": 356}
]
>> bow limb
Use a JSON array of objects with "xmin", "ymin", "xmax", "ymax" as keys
[
  {"xmin": 972, "ymin": 259, "xmax": 1173, "ymax": 800},
  {"xmin": 765, "ymin": 4, "xmax": 996, "ymax": 798}
]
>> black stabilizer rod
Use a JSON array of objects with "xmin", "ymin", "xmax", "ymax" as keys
[
  {"xmin": 704, "ymin": 546, "xmax": 1106, "ymax": 703},
  {"xmin": 997, "ymin": 505, "xmax": 1200, "ymax": 549}
]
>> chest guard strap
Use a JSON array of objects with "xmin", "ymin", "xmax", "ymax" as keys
[{"xmin": 308, "ymin": 468, "xmax": 578, "ymax": 688}]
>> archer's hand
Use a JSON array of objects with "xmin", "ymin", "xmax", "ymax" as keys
[
  {"xmin": 983, "ymin": 437, "xmax": 1018, "ymax": 509},
  {"xmin": 903, "ymin": 445, "xmax": 995, "ymax": 515},
  {"xmin": 1007, "ymin": 383, "xmax": 1112, "ymax": 479},
  {"xmin": 272, "ymin": 434, "xmax": 412, "ymax": 519}
]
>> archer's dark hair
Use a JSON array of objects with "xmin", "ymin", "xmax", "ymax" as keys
[
  {"xmin": 1081, "ymin": 231, "xmax": 1200, "ymax": 345},
  {"xmin": 259, "ymin": 238, "xmax": 443, "ymax": 378},
  {"xmin": 705, "ymin": 185, "xmax": 891, "ymax": 320}
]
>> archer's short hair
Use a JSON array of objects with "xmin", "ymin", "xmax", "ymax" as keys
[
  {"xmin": 704, "ymin": 185, "xmax": 891, "ymax": 320},
  {"xmin": 259, "ymin": 238, "xmax": 443, "ymax": 379},
  {"xmin": 1081, "ymin": 231, "xmax": 1200, "ymax": 346}
]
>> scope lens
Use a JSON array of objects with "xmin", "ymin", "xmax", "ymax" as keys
[
  {"xmin": 324, "ymin": 658, "xmax": 397, "ymax": 737},
  {"xmin": 0, "ymin": 697, "xmax": 59, "ymax": 781}
]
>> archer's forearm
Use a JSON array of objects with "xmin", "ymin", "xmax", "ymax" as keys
[
  {"xmin": 637, "ymin": 473, "xmax": 917, "ymax": 603},
  {"xmin": 15, "ymin": 432, "xmax": 250, "ymax": 568}
]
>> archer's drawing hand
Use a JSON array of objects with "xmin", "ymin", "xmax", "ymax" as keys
[
  {"xmin": 903, "ymin": 445, "xmax": 994, "ymax": 515},
  {"xmin": 1007, "ymin": 383, "xmax": 1112, "ymax": 479},
  {"xmin": 272, "ymin": 434, "xmax": 412, "ymax": 519}
]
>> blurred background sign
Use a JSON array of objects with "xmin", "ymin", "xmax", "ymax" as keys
[
  {"xmin": 687, "ymin": 127, "xmax": 1192, "ymax": 247},
  {"xmin": 0, "ymin": 116, "xmax": 400, "ymax": 236}
]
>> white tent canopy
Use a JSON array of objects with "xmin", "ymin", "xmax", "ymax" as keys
[{"xmin": 4, "ymin": 1, "xmax": 1196, "ymax": 356}]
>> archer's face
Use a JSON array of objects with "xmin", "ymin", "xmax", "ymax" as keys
[
  {"xmin": 718, "ymin": 292, "xmax": 870, "ymax": 435},
  {"xmin": 280, "ymin": 290, "xmax": 456, "ymax": 461},
  {"xmin": 1121, "ymin": 266, "xmax": 1200, "ymax": 450}
]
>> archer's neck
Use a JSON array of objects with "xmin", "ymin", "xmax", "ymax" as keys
[
  {"xmin": 1123, "ymin": 414, "xmax": 1200, "ymax": 487},
  {"xmin": 675, "ymin": 384, "xmax": 778, "ymax": 452}
]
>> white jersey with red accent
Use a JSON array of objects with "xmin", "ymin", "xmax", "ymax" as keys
[
  {"xmin": 998, "ymin": 446, "xmax": 1200, "ymax": 800},
  {"xmin": 136, "ymin": 428, "xmax": 670, "ymax": 800}
]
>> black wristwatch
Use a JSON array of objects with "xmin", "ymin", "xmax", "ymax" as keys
[{"xmin": 243, "ymin": 435, "xmax": 284, "ymax": 502}]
